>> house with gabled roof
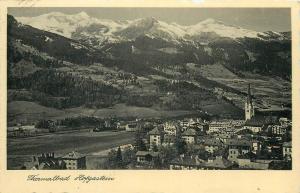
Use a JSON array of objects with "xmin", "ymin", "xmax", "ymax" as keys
[
  {"xmin": 202, "ymin": 139, "xmax": 223, "ymax": 154},
  {"xmin": 148, "ymin": 127, "xmax": 165, "ymax": 149},
  {"xmin": 169, "ymin": 155, "xmax": 204, "ymax": 170},
  {"xmin": 169, "ymin": 155, "xmax": 234, "ymax": 170},
  {"xmin": 243, "ymin": 115, "xmax": 279, "ymax": 133},
  {"xmin": 199, "ymin": 156, "xmax": 234, "ymax": 170},
  {"xmin": 225, "ymin": 139, "xmax": 252, "ymax": 162},
  {"xmin": 61, "ymin": 151, "xmax": 86, "ymax": 170},
  {"xmin": 136, "ymin": 151, "xmax": 159, "ymax": 164},
  {"xmin": 282, "ymin": 141, "xmax": 292, "ymax": 161},
  {"xmin": 181, "ymin": 128, "xmax": 197, "ymax": 144},
  {"xmin": 24, "ymin": 153, "xmax": 66, "ymax": 170}
]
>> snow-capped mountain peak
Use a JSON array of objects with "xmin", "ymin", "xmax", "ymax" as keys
[
  {"xmin": 15, "ymin": 12, "xmax": 286, "ymax": 46},
  {"xmin": 16, "ymin": 11, "xmax": 94, "ymax": 38},
  {"xmin": 75, "ymin": 11, "xmax": 90, "ymax": 18}
]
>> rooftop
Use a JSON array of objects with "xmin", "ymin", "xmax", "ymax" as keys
[
  {"xmin": 245, "ymin": 115, "xmax": 279, "ymax": 127},
  {"xmin": 283, "ymin": 141, "xmax": 292, "ymax": 147},
  {"xmin": 182, "ymin": 128, "xmax": 197, "ymax": 136},
  {"xmin": 202, "ymin": 157, "xmax": 234, "ymax": 169},
  {"xmin": 136, "ymin": 151, "xmax": 159, "ymax": 157},
  {"xmin": 62, "ymin": 151, "xmax": 85, "ymax": 159},
  {"xmin": 225, "ymin": 139, "xmax": 251, "ymax": 147},
  {"xmin": 237, "ymin": 152, "xmax": 257, "ymax": 159},
  {"xmin": 148, "ymin": 127, "xmax": 164, "ymax": 135},
  {"xmin": 203, "ymin": 139, "xmax": 223, "ymax": 146},
  {"xmin": 170, "ymin": 156, "xmax": 204, "ymax": 166}
]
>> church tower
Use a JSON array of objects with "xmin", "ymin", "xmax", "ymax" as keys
[{"xmin": 245, "ymin": 83, "xmax": 255, "ymax": 120}]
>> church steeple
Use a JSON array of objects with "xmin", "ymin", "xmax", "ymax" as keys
[
  {"xmin": 245, "ymin": 83, "xmax": 255, "ymax": 120},
  {"xmin": 247, "ymin": 83, "xmax": 252, "ymax": 104}
]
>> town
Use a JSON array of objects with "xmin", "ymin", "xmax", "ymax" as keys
[{"xmin": 9, "ymin": 84, "xmax": 291, "ymax": 170}]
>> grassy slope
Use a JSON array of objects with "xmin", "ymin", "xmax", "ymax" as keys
[{"xmin": 7, "ymin": 101, "xmax": 77, "ymax": 123}]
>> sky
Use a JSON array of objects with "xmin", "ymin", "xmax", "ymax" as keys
[{"xmin": 8, "ymin": 8, "xmax": 291, "ymax": 32}]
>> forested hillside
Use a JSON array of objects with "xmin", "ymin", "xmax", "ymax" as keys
[{"xmin": 7, "ymin": 14, "xmax": 291, "ymax": 122}]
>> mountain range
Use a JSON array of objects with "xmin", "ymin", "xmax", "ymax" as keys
[
  {"xmin": 16, "ymin": 12, "xmax": 290, "ymax": 45},
  {"xmin": 7, "ymin": 12, "xmax": 292, "ymax": 122}
]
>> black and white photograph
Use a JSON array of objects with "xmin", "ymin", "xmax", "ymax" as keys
[{"xmin": 7, "ymin": 7, "xmax": 292, "ymax": 170}]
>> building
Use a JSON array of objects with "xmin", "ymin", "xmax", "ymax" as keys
[
  {"xmin": 282, "ymin": 141, "xmax": 292, "ymax": 160},
  {"xmin": 245, "ymin": 83, "xmax": 255, "ymax": 120},
  {"xmin": 226, "ymin": 139, "xmax": 252, "ymax": 162},
  {"xmin": 169, "ymin": 155, "xmax": 204, "ymax": 170},
  {"xmin": 148, "ymin": 127, "xmax": 164, "ymax": 149},
  {"xmin": 279, "ymin": 117, "xmax": 291, "ymax": 126},
  {"xmin": 203, "ymin": 139, "xmax": 223, "ymax": 154},
  {"xmin": 125, "ymin": 122, "xmax": 139, "ymax": 132},
  {"xmin": 243, "ymin": 118, "xmax": 264, "ymax": 133},
  {"xmin": 162, "ymin": 134, "xmax": 176, "ymax": 146},
  {"xmin": 268, "ymin": 124, "xmax": 288, "ymax": 135},
  {"xmin": 237, "ymin": 153, "xmax": 273, "ymax": 170},
  {"xmin": 199, "ymin": 156, "xmax": 234, "ymax": 170},
  {"xmin": 213, "ymin": 133, "xmax": 232, "ymax": 143},
  {"xmin": 182, "ymin": 128, "xmax": 197, "ymax": 144},
  {"xmin": 169, "ymin": 155, "xmax": 233, "ymax": 170},
  {"xmin": 207, "ymin": 121, "xmax": 230, "ymax": 134},
  {"xmin": 136, "ymin": 151, "xmax": 159, "ymax": 164},
  {"xmin": 7, "ymin": 126, "xmax": 20, "ymax": 137},
  {"xmin": 24, "ymin": 153, "xmax": 66, "ymax": 170},
  {"xmin": 61, "ymin": 151, "xmax": 86, "ymax": 170},
  {"xmin": 179, "ymin": 118, "xmax": 198, "ymax": 130},
  {"xmin": 243, "ymin": 115, "xmax": 279, "ymax": 134},
  {"xmin": 163, "ymin": 121, "xmax": 178, "ymax": 135},
  {"xmin": 251, "ymin": 140, "xmax": 261, "ymax": 154},
  {"xmin": 7, "ymin": 124, "xmax": 37, "ymax": 137},
  {"xmin": 116, "ymin": 121, "xmax": 127, "ymax": 130}
]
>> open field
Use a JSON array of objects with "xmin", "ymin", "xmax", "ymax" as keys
[
  {"xmin": 7, "ymin": 130, "xmax": 135, "ymax": 169},
  {"xmin": 67, "ymin": 103, "xmax": 195, "ymax": 118},
  {"xmin": 8, "ymin": 100, "xmax": 198, "ymax": 124}
]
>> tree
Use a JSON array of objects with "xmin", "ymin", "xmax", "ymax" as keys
[
  {"xmin": 116, "ymin": 147, "xmax": 123, "ymax": 168},
  {"xmin": 101, "ymin": 148, "xmax": 124, "ymax": 169},
  {"xmin": 160, "ymin": 145, "xmax": 177, "ymax": 168},
  {"xmin": 152, "ymin": 156, "xmax": 162, "ymax": 169},
  {"xmin": 135, "ymin": 131, "xmax": 147, "ymax": 151},
  {"xmin": 175, "ymin": 140, "xmax": 187, "ymax": 155},
  {"xmin": 186, "ymin": 144, "xmax": 198, "ymax": 156},
  {"xmin": 102, "ymin": 149, "xmax": 117, "ymax": 169},
  {"xmin": 122, "ymin": 148, "xmax": 136, "ymax": 165},
  {"xmin": 152, "ymin": 144, "xmax": 159, "ymax": 152}
]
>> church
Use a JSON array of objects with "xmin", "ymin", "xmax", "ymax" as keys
[
  {"xmin": 243, "ymin": 84, "xmax": 279, "ymax": 133},
  {"xmin": 245, "ymin": 83, "xmax": 255, "ymax": 121}
]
